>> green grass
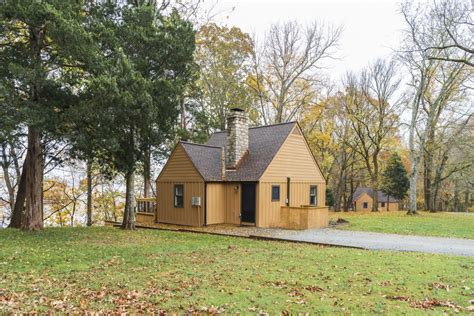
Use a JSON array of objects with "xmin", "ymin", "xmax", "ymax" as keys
[
  {"xmin": 1, "ymin": 227, "xmax": 473, "ymax": 314},
  {"xmin": 330, "ymin": 211, "xmax": 474, "ymax": 239}
]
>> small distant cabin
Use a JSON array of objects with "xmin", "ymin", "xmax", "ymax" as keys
[
  {"xmin": 139, "ymin": 108, "xmax": 328, "ymax": 229},
  {"xmin": 352, "ymin": 188, "xmax": 400, "ymax": 212}
]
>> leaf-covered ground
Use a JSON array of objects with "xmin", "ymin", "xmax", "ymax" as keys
[
  {"xmin": 1, "ymin": 227, "xmax": 473, "ymax": 314},
  {"xmin": 330, "ymin": 211, "xmax": 474, "ymax": 239}
]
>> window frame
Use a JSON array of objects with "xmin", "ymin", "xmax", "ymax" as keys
[
  {"xmin": 381, "ymin": 202, "xmax": 385, "ymax": 207},
  {"xmin": 271, "ymin": 185, "xmax": 280, "ymax": 201},
  {"xmin": 309, "ymin": 185, "xmax": 317, "ymax": 206},
  {"xmin": 174, "ymin": 184, "xmax": 184, "ymax": 208},
  {"xmin": 363, "ymin": 202, "xmax": 368, "ymax": 209}
]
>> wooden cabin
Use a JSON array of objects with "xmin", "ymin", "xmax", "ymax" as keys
[
  {"xmin": 143, "ymin": 108, "xmax": 328, "ymax": 229},
  {"xmin": 352, "ymin": 188, "xmax": 400, "ymax": 212}
]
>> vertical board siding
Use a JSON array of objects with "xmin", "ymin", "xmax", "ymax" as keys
[
  {"xmin": 206, "ymin": 183, "xmax": 226, "ymax": 224},
  {"xmin": 261, "ymin": 132, "xmax": 325, "ymax": 182},
  {"xmin": 224, "ymin": 183, "xmax": 241, "ymax": 224},
  {"xmin": 156, "ymin": 181, "xmax": 205, "ymax": 226},
  {"xmin": 158, "ymin": 144, "xmax": 203, "ymax": 181},
  {"xmin": 258, "ymin": 181, "xmax": 326, "ymax": 227},
  {"xmin": 258, "ymin": 126, "xmax": 326, "ymax": 227},
  {"xmin": 136, "ymin": 213, "xmax": 155, "ymax": 225},
  {"xmin": 257, "ymin": 182, "xmax": 286, "ymax": 227}
]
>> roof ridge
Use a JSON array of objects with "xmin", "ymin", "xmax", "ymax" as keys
[
  {"xmin": 211, "ymin": 121, "xmax": 297, "ymax": 134},
  {"xmin": 180, "ymin": 141, "xmax": 222, "ymax": 149},
  {"xmin": 249, "ymin": 121, "xmax": 297, "ymax": 129}
]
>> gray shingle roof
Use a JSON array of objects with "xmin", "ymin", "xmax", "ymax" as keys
[
  {"xmin": 352, "ymin": 187, "xmax": 399, "ymax": 203},
  {"xmin": 180, "ymin": 142, "xmax": 222, "ymax": 181},
  {"xmin": 177, "ymin": 122, "xmax": 297, "ymax": 182}
]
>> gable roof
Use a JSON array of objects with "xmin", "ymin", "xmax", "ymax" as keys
[
  {"xmin": 205, "ymin": 122, "xmax": 297, "ymax": 181},
  {"xmin": 352, "ymin": 187, "xmax": 400, "ymax": 203},
  {"xmin": 180, "ymin": 142, "xmax": 222, "ymax": 181},
  {"xmin": 162, "ymin": 122, "xmax": 297, "ymax": 182}
]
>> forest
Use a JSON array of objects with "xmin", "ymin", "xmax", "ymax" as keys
[{"xmin": 0, "ymin": 0, "xmax": 473, "ymax": 230}]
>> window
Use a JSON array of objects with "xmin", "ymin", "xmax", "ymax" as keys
[
  {"xmin": 309, "ymin": 185, "xmax": 317, "ymax": 206},
  {"xmin": 363, "ymin": 202, "xmax": 368, "ymax": 209},
  {"xmin": 381, "ymin": 202, "xmax": 386, "ymax": 207},
  {"xmin": 271, "ymin": 185, "xmax": 280, "ymax": 201},
  {"xmin": 174, "ymin": 184, "xmax": 184, "ymax": 208}
]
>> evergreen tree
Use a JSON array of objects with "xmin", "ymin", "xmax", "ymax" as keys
[
  {"xmin": 68, "ymin": 3, "xmax": 195, "ymax": 230},
  {"xmin": 381, "ymin": 153, "xmax": 409, "ymax": 209},
  {"xmin": 0, "ymin": 0, "xmax": 98, "ymax": 230}
]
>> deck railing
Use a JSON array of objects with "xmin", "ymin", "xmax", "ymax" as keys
[{"xmin": 135, "ymin": 197, "xmax": 156, "ymax": 214}]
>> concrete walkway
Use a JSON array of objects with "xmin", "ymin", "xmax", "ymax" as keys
[{"xmin": 251, "ymin": 228, "xmax": 474, "ymax": 257}]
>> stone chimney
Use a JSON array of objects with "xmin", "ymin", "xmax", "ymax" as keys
[{"xmin": 226, "ymin": 108, "xmax": 249, "ymax": 169}]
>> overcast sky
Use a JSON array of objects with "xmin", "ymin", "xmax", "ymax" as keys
[{"xmin": 207, "ymin": 0, "xmax": 406, "ymax": 81}]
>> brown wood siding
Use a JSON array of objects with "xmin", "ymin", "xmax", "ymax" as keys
[
  {"xmin": 156, "ymin": 181, "xmax": 205, "ymax": 226},
  {"xmin": 261, "ymin": 131, "xmax": 325, "ymax": 182},
  {"xmin": 158, "ymin": 144, "xmax": 203, "ymax": 182},
  {"xmin": 206, "ymin": 183, "xmax": 226, "ymax": 224},
  {"xmin": 224, "ymin": 183, "xmax": 241, "ymax": 224},
  {"xmin": 257, "ymin": 125, "xmax": 326, "ymax": 227},
  {"xmin": 257, "ymin": 181, "xmax": 325, "ymax": 227},
  {"xmin": 136, "ymin": 213, "xmax": 155, "ymax": 225},
  {"xmin": 204, "ymin": 182, "xmax": 242, "ymax": 225}
]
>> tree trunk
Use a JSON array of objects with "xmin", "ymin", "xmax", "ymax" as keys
[
  {"xmin": 143, "ymin": 147, "xmax": 151, "ymax": 198},
  {"xmin": 453, "ymin": 181, "xmax": 460, "ymax": 212},
  {"xmin": 21, "ymin": 127, "xmax": 43, "ymax": 230},
  {"xmin": 371, "ymin": 151, "xmax": 380, "ymax": 212},
  {"xmin": 371, "ymin": 178, "xmax": 379, "ymax": 212},
  {"xmin": 387, "ymin": 194, "xmax": 389, "ymax": 211},
  {"xmin": 1, "ymin": 144, "xmax": 15, "ymax": 213},
  {"xmin": 333, "ymin": 174, "xmax": 344, "ymax": 212},
  {"xmin": 86, "ymin": 161, "xmax": 93, "ymax": 226},
  {"xmin": 121, "ymin": 170, "xmax": 136, "ymax": 230},
  {"xmin": 407, "ymin": 163, "xmax": 418, "ymax": 215},
  {"xmin": 463, "ymin": 190, "xmax": 469, "ymax": 212},
  {"xmin": 423, "ymin": 156, "xmax": 433, "ymax": 211},
  {"xmin": 8, "ymin": 152, "xmax": 29, "ymax": 228}
]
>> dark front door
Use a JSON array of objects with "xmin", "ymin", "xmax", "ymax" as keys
[{"xmin": 241, "ymin": 183, "xmax": 256, "ymax": 223}]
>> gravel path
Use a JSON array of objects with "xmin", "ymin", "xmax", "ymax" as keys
[
  {"xmin": 251, "ymin": 228, "xmax": 474, "ymax": 257},
  {"xmin": 127, "ymin": 221, "xmax": 474, "ymax": 256}
]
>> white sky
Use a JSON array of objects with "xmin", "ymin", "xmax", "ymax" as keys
[{"xmin": 207, "ymin": 0, "xmax": 406, "ymax": 80}]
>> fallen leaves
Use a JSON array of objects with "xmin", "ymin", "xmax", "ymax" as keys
[
  {"xmin": 385, "ymin": 295, "xmax": 464, "ymax": 312},
  {"xmin": 430, "ymin": 282, "xmax": 450, "ymax": 292}
]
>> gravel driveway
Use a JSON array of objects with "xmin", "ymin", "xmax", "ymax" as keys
[{"xmin": 251, "ymin": 228, "xmax": 474, "ymax": 257}]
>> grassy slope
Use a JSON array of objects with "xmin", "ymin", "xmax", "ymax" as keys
[
  {"xmin": 1, "ymin": 227, "xmax": 473, "ymax": 314},
  {"xmin": 330, "ymin": 211, "xmax": 474, "ymax": 239}
]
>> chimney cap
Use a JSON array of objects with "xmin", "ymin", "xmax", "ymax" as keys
[{"xmin": 230, "ymin": 107, "xmax": 245, "ymax": 112}]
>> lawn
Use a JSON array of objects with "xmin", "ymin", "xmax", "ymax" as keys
[
  {"xmin": 1, "ymin": 227, "xmax": 473, "ymax": 314},
  {"xmin": 330, "ymin": 211, "xmax": 474, "ymax": 239}
]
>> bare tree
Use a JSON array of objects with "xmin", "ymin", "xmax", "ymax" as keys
[
  {"xmin": 343, "ymin": 59, "xmax": 402, "ymax": 211},
  {"xmin": 400, "ymin": 0, "xmax": 472, "ymax": 214},
  {"xmin": 424, "ymin": 0, "xmax": 473, "ymax": 67},
  {"xmin": 255, "ymin": 21, "xmax": 342, "ymax": 124}
]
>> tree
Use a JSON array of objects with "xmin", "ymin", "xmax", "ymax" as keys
[
  {"xmin": 343, "ymin": 59, "xmax": 401, "ymax": 211},
  {"xmin": 381, "ymin": 153, "xmax": 409, "ymax": 210},
  {"xmin": 252, "ymin": 21, "xmax": 342, "ymax": 124},
  {"xmin": 69, "ymin": 3, "xmax": 195, "ymax": 230},
  {"xmin": 194, "ymin": 23, "xmax": 256, "ymax": 132},
  {"xmin": 0, "ymin": 0, "xmax": 98, "ymax": 230},
  {"xmin": 423, "ymin": 0, "xmax": 473, "ymax": 67},
  {"xmin": 399, "ymin": 0, "xmax": 471, "ymax": 214},
  {"xmin": 301, "ymin": 90, "xmax": 363, "ymax": 212}
]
